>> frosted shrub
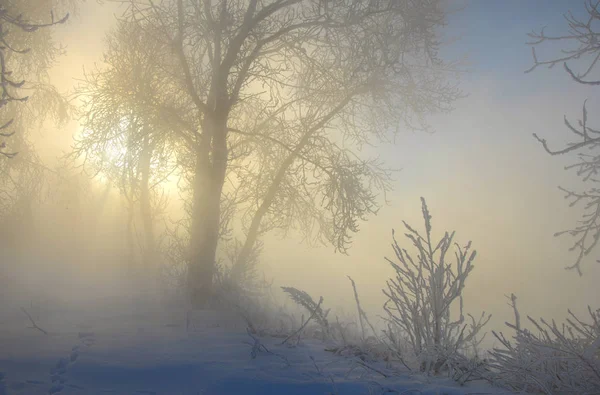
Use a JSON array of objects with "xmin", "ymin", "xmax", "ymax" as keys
[
  {"xmin": 382, "ymin": 198, "xmax": 490, "ymax": 374},
  {"xmin": 489, "ymin": 302, "xmax": 600, "ymax": 394}
]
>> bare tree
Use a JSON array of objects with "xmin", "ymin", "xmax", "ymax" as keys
[
  {"xmin": 528, "ymin": 0, "xmax": 600, "ymax": 275},
  {"xmin": 0, "ymin": 0, "xmax": 69, "ymax": 158},
  {"xmin": 0, "ymin": 0, "xmax": 71, "ymax": 259},
  {"xmin": 72, "ymin": 19, "xmax": 177, "ymax": 272},
  {"xmin": 87, "ymin": 0, "xmax": 460, "ymax": 306}
]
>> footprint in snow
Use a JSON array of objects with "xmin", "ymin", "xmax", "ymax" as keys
[
  {"xmin": 78, "ymin": 331, "xmax": 95, "ymax": 347},
  {"xmin": 1, "ymin": 372, "xmax": 49, "ymax": 394},
  {"xmin": 46, "ymin": 332, "xmax": 96, "ymax": 394},
  {"xmin": 52, "ymin": 357, "xmax": 69, "ymax": 373},
  {"xmin": 48, "ymin": 383, "xmax": 63, "ymax": 394},
  {"xmin": 50, "ymin": 373, "xmax": 67, "ymax": 384}
]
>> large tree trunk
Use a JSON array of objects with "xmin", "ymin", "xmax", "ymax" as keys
[
  {"xmin": 139, "ymin": 134, "xmax": 156, "ymax": 272},
  {"xmin": 125, "ymin": 194, "xmax": 136, "ymax": 269},
  {"xmin": 187, "ymin": 113, "xmax": 228, "ymax": 307}
]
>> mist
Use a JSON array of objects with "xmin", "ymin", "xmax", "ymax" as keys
[
  {"xmin": 34, "ymin": 0, "xmax": 598, "ymax": 331},
  {"xmin": 1, "ymin": 1, "xmax": 599, "ymax": 394}
]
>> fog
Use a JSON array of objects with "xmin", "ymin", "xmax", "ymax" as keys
[{"xmin": 3, "ymin": 0, "xmax": 600, "ymax": 365}]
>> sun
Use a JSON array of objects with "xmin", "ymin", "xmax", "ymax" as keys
[
  {"xmin": 75, "ymin": 117, "xmax": 184, "ymax": 195},
  {"xmin": 101, "ymin": 139, "xmax": 129, "ymax": 167}
]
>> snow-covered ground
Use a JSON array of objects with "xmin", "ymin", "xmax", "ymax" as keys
[{"xmin": 0, "ymin": 300, "xmax": 513, "ymax": 395}]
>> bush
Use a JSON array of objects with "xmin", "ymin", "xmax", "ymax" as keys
[
  {"xmin": 489, "ymin": 298, "xmax": 600, "ymax": 394},
  {"xmin": 382, "ymin": 197, "xmax": 490, "ymax": 374}
]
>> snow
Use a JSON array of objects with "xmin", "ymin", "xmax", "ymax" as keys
[{"xmin": 0, "ymin": 301, "xmax": 512, "ymax": 395}]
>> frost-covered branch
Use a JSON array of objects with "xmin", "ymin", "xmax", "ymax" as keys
[
  {"xmin": 528, "ymin": 0, "xmax": 600, "ymax": 275},
  {"xmin": 281, "ymin": 286, "xmax": 331, "ymax": 342}
]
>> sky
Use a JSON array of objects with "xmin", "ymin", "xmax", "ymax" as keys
[{"xmin": 42, "ymin": 0, "xmax": 600, "ymax": 347}]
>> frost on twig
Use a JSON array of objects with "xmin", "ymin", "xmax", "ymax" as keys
[
  {"xmin": 506, "ymin": 293, "xmax": 520, "ymax": 331},
  {"xmin": 281, "ymin": 286, "xmax": 331, "ymax": 343},
  {"xmin": 347, "ymin": 276, "xmax": 379, "ymax": 344}
]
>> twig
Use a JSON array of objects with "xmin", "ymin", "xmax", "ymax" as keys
[
  {"xmin": 506, "ymin": 293, "xmax": 520, "ymax": 331},
  {"xmin": 367, "ymin": 381, "xmax": 423, "ymax": 394},
  {"xmin": 310, "ymin": 355, "xmax": 324, "ymax": 376},
  {"xmin": 20, "ymin": 307, "xmax": 47, "ymax": 335},
  {"xmin": 281, "ymin": 296, "xmax": 323, "ymax": 345},
  {"xmin": 348, "ymin": 276, "xmax": 367, "ymax": 340},
  {"xmin": 355, "ymin": 359, "xmax": 389, "ymax": 378},
  {"xmin": 246, "ymin": 327, "xmax": 290, "ymax": 366}
]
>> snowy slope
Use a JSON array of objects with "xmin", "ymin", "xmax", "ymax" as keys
[{"xmin": 0, "ymin": 304, "xmax": 513, "ymax": 395}]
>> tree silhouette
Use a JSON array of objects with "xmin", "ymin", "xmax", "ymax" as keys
[
  {"xmin": 0, "ymin": 1, "xmax": 69, "ymax": 158},
  {"xmin": 529, "ymin": 0, "xmax": 600, "ymax": 275},
  {"xmin": 81, "ymin": 0, "xmax": 461, "ymax": 306}
]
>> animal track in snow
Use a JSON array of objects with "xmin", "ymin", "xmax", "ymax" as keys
[{"xmin": 45, "ymin": 331, "xmax": 96, "ymax": 394}]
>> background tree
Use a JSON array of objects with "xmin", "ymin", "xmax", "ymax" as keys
[
  {"xmin": 85, "ymin": 0, "xmax": 461, "ymax": 306},
  {"xmin": 529, "ymin": 0, "xmax": 600, "ymax": 275},
  {"xmin": 72, "ymin": 19, "xmax": 177, "ymax": 274},
  {"xmin": 0, "ymin": 0, "xmax": 68, "ymax": 158},
  {"xmin": 0, "ymin": 0, "xmax": 70, "ymax": 253}
]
